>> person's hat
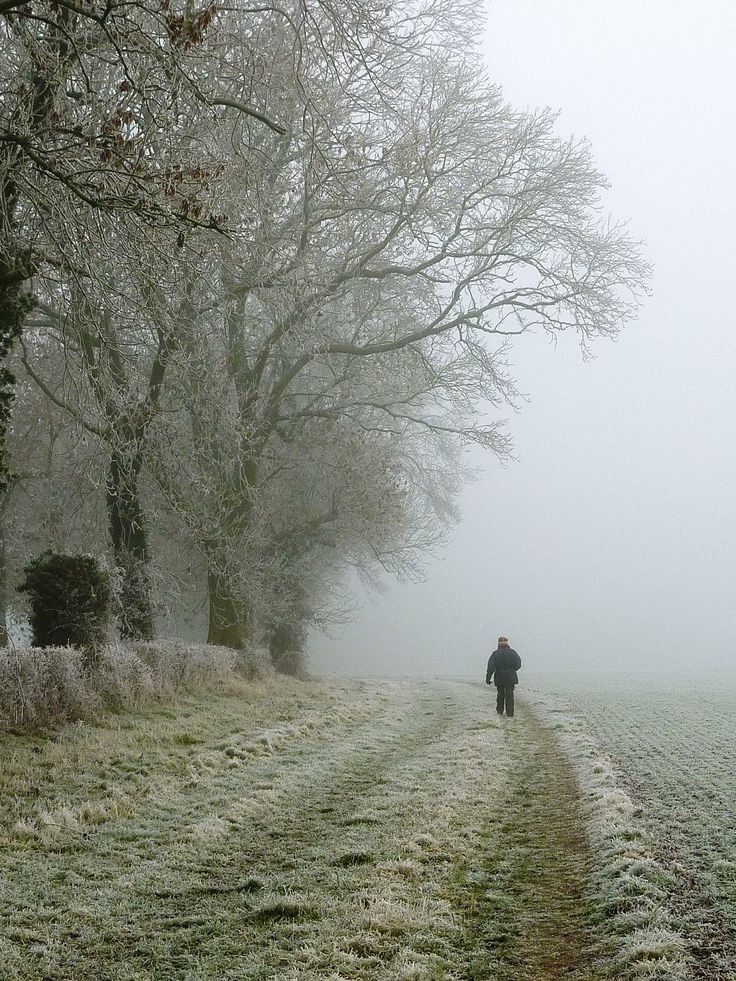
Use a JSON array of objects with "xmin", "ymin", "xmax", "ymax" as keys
[{"xmin": 498, "ymin": 636, "xmax": 509, "ymax": 645}]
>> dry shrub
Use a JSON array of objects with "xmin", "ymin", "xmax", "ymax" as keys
[
  {"xmin": 0, "ymin": 646, "xmax": 101, "ymax": 728},
  {"xmin": 233, "ymin": 647, "xmax": 274, "ymax": 681},
  {"xmin": 0, "ymin": 641, "xmax": 273, "ymax": 731},
  {"xmin": 93, "ymin": 645, "xmax": 157, "ymax": 710},
  {"xmin": 133, "ymin": 641, "xmax": 273, "ymax": 695},
  {"xmin": 133, "ymin": 640, "xmax": 236, "ymax": 697}
]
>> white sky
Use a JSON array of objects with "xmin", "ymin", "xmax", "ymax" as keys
[{"xmin": 311, "ymin": 0, "xmax": 736, "ymax": 679}]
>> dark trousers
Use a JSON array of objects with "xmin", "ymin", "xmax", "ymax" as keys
[{"xmin": 496, "ymin": 685, "xmax": 515, "ymax": 717}]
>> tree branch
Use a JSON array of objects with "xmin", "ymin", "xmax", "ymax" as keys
[
  {"xmin": 20, "ymin": 340, "xmax": 109, "ymax": 440},
  {"xmin": 210, "ymin": 98, "xmax": 287, "ymax": 136}
]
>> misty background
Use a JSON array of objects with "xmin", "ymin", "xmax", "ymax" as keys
[{"xmin": 311, "ymin": 0, "xmax": 736, "ymax": 678}]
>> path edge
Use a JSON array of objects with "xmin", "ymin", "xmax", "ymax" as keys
[{"xmin": 523, "ymin": 690, "xmax": 693, "ymax": 981}]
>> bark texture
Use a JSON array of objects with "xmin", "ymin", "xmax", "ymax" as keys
[{"xmin": 106, "ymin": 420, "xmax": 154, "ymax": 640}]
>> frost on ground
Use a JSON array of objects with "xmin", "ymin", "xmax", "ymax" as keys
[
  {"xmin": 528, "ymin": 690, "xmax": 693, "ymax": 980},
  {"xmin": 535, "ymin": 680, "xmax": 736, "ymax": 981},
  {"xmin": 0, "ymin": 676, "xmax": 607, "ymax": 980},
  {"xmin": 530, "ymin": 678, "xmax": 736, "ymax": 980}
]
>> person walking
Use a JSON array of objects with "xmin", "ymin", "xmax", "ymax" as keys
[{"xmin": 486, "ymin": 636, "xmax": 522, "ymax": 717}]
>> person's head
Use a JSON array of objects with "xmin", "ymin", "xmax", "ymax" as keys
[{"xmin": 498, "ymin": 636, "xmax": 509, "ymax": 647}]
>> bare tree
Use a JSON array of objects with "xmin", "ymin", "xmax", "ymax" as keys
[
  {"xmin": 153, "ymin": 7, "xmax": 648, "ymax": 648},
  {"xmin": 0, "ymin": 0, "xmax": 294, "ymax": 637},
  {"xmin": 20, "ymin": 254, "xmax": 174, "ymax": 639},
  {"xmin": 9, "ymin": 0, "xmax": 648, "ymax": 655},
  {"xmin": 258, "ymin": 415, "xmax": 463, "ymax": 672},
  {"xmin": 1, "ymin": 345, "xmax": 109, "ymax": 644}
]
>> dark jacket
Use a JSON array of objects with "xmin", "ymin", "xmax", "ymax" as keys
[{"xmin": 486, "ymin": 646, "xmax": 521, "ymax": 687}]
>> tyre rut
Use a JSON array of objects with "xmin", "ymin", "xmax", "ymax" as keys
[{"xmin": 456, "ymin": 699, "xmax": 602, "ymax": 980}]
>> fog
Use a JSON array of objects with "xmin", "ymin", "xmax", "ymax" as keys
[{"xmin": 310, "ymin": 0, "xmax": 736, "ymax": 679}]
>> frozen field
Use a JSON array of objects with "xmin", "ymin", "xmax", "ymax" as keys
[
  {"xmin": 0, "ymin": 678, "xmax": 601, "ymax": 980},
  {"xmin": 1, "ymin": 672, "xmax": 728, "ymax": 980},
  {"xmin": 532, "ymin": 678, "xmax": 736, "ymax": 979}
]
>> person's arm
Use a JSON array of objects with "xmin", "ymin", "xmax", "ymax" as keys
[
  {"xmin": 486, "ymin": 652, "xmax": 496, "ymax": 684},
  {"xmin": 514, "ymin": 652, "xmax": 522, "ymax": 670}
]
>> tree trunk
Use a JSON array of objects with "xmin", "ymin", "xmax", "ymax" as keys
[
  {"xmin": 0, "ymin": 280, "xmax": 30, "ymax": 649},
  {"xmin": 0, "ymin": 283, "xmax": 29, "ymax": 496},
  {"xmin": 207, "ymin": 569, "xmax": 249, "ymax": 649},
  {"xmin": 0, "ymin": 501, "xmax": 7, "ymax": 648},
  {"xmin": 204, "ymin": 452, "xmax": 259, "ymax": 651},
  {"xmin": 107, "ymin": 432, "xmax": 154, "ymax": 641}
]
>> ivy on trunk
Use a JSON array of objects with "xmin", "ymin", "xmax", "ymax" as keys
[{"xmin": 106, "ymin": 418, "xmax": 154, "ymax": 641}]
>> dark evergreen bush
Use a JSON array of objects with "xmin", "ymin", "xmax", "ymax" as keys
[{"xmin": 18, "ymin": 552, "xmax": 112, "ymax": 664}]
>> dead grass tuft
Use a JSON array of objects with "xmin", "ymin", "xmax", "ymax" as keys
[
  {"xmin": 335, "ymin": 850, "xmax": 375, "ymax": 867},
  {"xmin": 250, "ymin": 897, "xmax": 313, "ymax": 922}
]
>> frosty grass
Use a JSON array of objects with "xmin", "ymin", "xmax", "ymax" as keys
[{"xmin": 2, "ymin": 672, "xmax": 724, "ymax": 979}]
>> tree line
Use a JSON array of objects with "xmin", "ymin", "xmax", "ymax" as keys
[{"xmin": 0, "ymin": 0, "xmax": 648, "ymax": 670}]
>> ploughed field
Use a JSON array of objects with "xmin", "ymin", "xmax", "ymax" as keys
[
  {"xmin": 0, "ymin": 672, "xmax": 728, "ymax": 980},
  {"xmin": 534, "ymin": 679, "xmax": 736, "ymax": 980}
]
